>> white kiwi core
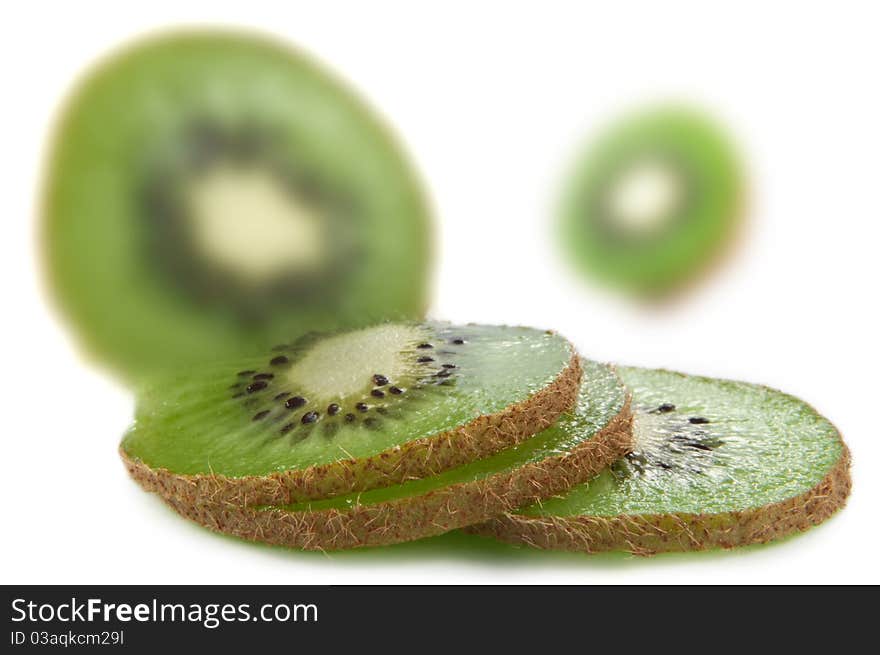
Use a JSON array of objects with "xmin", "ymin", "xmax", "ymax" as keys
[
  {"xmin": 186, "ymin": 162, "xmax": 326, "ymax": 283},
  {"xmin": 283, "ymin": 323, "xmax": 427, "ymax": 404},
  {"xmin": 604, "ymin": 158, "xmax": 684, "ymax": 236}
]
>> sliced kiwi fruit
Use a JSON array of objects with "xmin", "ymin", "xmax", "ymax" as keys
[
  {"xmin": 469, "ymin": 366, "xmax": 851, "ymax": 555},
  {"xmin": 559, "ymin": 106, "xmax": 742, "ymax": 298},
  {"xmin": 42, "ymin": 30, "xmax": 432, "ymax": 381},
  {"xmin": 122, "ymin": 322, "xmax": 582, "ymax": 508},
  {"xmin": 155, "ymin": 359, "xmax": 633, "ymax": 550}
]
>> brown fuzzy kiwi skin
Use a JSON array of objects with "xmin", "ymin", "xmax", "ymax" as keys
[
  {"xmin": 122, "ymin": 350, "xmax": 583, "ymax": 508},
  {"xmin": 148, "ymin": 398, "xmax": 634, "ymax": 551},
  {"xmin": 467, "ymin": 445, "xmax": 851, "ymax": 556}
]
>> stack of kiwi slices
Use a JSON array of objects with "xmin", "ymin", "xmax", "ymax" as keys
[
  {"xmin": 120, "ymin": 326, "xmax": 849, "ymax": 552},
  {"xmin": 43, "ymin": 30, "xmax": 850, "ymax": 555}
]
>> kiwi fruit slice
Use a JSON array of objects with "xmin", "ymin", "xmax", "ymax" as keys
[
  {"xmin": 154, "ymin": 359, "xmax": 633, "ymax": 550},
  {"xmin": 559, "ymin": 106, "xmax": 742, "ymax": 298},
  {"xmin": 469, "ymin": 366, "xmax": 851, "ymax": 555},
  {"xmin": 121, "ymin": 322, "xmax": 582, "ymax": 508},
  {"xmin": 42, "ymin": 30, "xmax": 432, "ymax": 381}
]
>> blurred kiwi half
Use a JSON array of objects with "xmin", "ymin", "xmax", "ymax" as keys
[{"xmin": 41, "ymin": 30, "xmax": 432, "ymax": 382}]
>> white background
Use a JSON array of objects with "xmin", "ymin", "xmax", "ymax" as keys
[{"xmin": 2, "ymin": 0, "xmax": 878, "ymax": 584}]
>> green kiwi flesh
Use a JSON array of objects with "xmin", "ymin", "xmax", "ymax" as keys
[
  {"xmin": 560, "ymin": 107, "xmax": 741, "ymax": 298},
  {"xmin": 470, "ymin": 366, "xmax": 851, "ymax": 554},
  {"xmin": 121, "ymin": 322, "xmax": 581, "ymax": 505},
  {"xmin": 42, "ymin": 30, "xmax": 431, "ymax": 381},
  {"xmin": 155, "ymin": 359, "xmax": 633, "ymax": 549}
]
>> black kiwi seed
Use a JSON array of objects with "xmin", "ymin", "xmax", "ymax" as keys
[
  {"xmin": 417, "ymin": 356, "xmax": 434, "ymax": 363},
  {"xmin": 237, "ymin": 370, "xmax": 256, "ymax": 376},
  {"xmin": 301, "ymin": 411, "xmax": 319, "ymax": 425},
  {"xmin": 253, "ymin": 373, "xmax": 274, "ymax": 380},
  {"xmin": 656, "ymin": 403, "xmax": 676, "ymax": 413},
  {"xmin": 327, "ymin": 403, "xmax": 340, "ymax": 416},
  {"xmin": 417, "ymin": 343, "xmax": 434, "ymax": 349},
  {"xmin": 689, "ymin": 417, "xmax": 710, "ymax": 424},
  {"xmin": 285, "ymin": 395, "xmax": 306, "ymax": 409},
  {"xmin": 371, "ymin": 389, "xmax": 385, "ymax": 398},
  {"xmin": 450, "ymin": 338, "xmax": 466, "ymax": 345},
  {"xmin": 280, "ymin": 423, "xmax": 294, "ymax": 434},
  {"xmin": 246, "ymin": 381, "xmax": 268, "ymax": 393},
  {"xmin": 252, "ymin": 410, "xmax": 270, "ymax": 421},
  {"xmin": 684, "ymin": 440, "xmax": 713, "ymax": 451},
  {"xmin": 442, "ymin": 363, "xmax": 456, "ymax": 369},
  {"xmin": 270, "ymin": 355, "xmax": 289, "ymax": 366},
  {"xmin": 344, "ymin": 413, "xmax": 356, "ymax": 422},
  {"xmin": 435, "ymin": 370, "xmax": 452, "ymax": 378},
  {"xmin": 372, "ymin": 374, "xmax": 389, "ymax": 386},
  {"xmin": 273, "ymin": 391, "xmax": 290, "ymax": 400},
  {"xmin": 355, "ymin": 402, "xmax": 369, "ymax": 413},
  {"xmin": 389, "ymin": 386, "xmax": 403, "ymax": 395}
]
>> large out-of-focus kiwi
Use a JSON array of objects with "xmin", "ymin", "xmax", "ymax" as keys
[
  {"xmin": 122, "ymin": 323, "xmax": 583, "ymax": 508},
  {"xmin": 559, "ymin": 106, "xmax": 742, "ymax": 298},
  {"xmin": 469, "ymin": 366, "xmax": 851, "ymax": 555},
  {"xmin": 42, "ymin": 30, "xmax": 432, "ymax": 381}
]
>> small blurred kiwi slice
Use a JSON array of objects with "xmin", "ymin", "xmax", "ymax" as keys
[
  {"xmin": 559, "ymin": 106, "xmax": 742, "ymax": 298},
  {"xmin": 469, "ymin": 366, "xmax": 851, "ymax": 555},
  {"xmin": 42, "ymin": 30, "xmax": 432, "ymax": 381}
]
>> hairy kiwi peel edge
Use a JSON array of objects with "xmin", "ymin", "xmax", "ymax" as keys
[
  {"xmin": 154, "ymin": 396, "xmax": 633, "ymax": 550},
  {"xmin": 122, "ymin": 349, "xmax": 583, "ymax": 508},
  {"xmin": 467, "ymin": 446, "xmax": 851, "ymax": 556}
]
